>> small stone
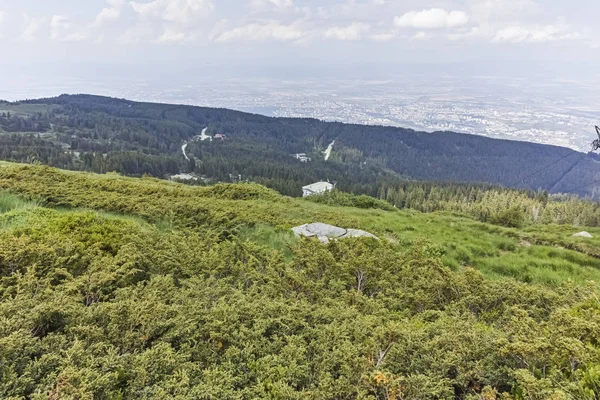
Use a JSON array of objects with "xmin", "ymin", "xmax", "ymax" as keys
[{"xmin": 317, "ymin": 236, "xmax": 330, "ymax": 244}]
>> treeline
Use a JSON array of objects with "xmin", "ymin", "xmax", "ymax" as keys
[
  {"xmin": 0, "ymin": 134, "xmax": 75, "ymax": 167},
  {"xmin": 0, "ymin": 111, "xmax": 50, "ymax": 132},
  {"xmin": 186, "ymin": 138, "xmax": 403, "ymax": 197},
  {"xmin": 376, "ymin": 182, "xmax": 600, "ymax": 227},
  {"xmin": 302, "ymin": 181, "xmax": 600, "ymax": 227},
  {"xmin": 80, "ymin": 151, "xmax": 181, "ymax": 177},
  {"xmin": 0, "ymin": 134, "xmax": 182, "ymax": 177}
]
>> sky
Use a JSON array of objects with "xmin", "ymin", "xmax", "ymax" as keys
[{"xmin": 0, "ymin": 0, "xmax": 597, "ymax": 80}]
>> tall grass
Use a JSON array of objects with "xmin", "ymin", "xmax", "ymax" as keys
[
  {"xmin": 0, "ymin": 192, "xmax": 41, "ymax": 230},
  {"xmin": 238, "ymin": 224, "xmax": 298, "ymax": 260},
  {"xmin": 0, "ymin": 192, "xmax": 39, "ymax": 214}
]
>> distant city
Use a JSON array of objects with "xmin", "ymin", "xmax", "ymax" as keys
[{"xmin": 2, "ymin": 73, "xmax": 600, "ymax": 152}]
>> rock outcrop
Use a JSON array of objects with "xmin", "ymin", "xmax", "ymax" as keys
[
  {"xmin": 292, "ymin": 223, "xmax": 378, "ymax": 244},
  {"xmin": 573, "ymin": 231, "xmax": 593, "ymax": 238}
]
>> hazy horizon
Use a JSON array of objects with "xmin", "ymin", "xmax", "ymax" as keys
[
  {"xmin": 0, "ymin": 0, "xmax": 599, "ymax": 77},
  {"xmin": 1, "ymin": 0, "xmax": 599, "ymax": 151}
]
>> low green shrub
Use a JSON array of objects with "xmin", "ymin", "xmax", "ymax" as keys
[{"xmin": 304, "ymin": 189, "xmax": 396, "ymax": 211}]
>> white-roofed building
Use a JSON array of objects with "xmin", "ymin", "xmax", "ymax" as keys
[
  {"xmin": 292, "ymin": 153, "xmax": 311, "ymax": 163},
  {"xmin": 302, "ymin": 181, "xmax": 334, "ymax": 197},
  {"xmin": 170, "ymin": 173, "xmax": 198, "ymax": 181}
]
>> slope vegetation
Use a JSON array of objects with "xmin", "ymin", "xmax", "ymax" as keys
[{"xmin": 0, "ymin": 163, "xmax": 599, "ymax": 399}]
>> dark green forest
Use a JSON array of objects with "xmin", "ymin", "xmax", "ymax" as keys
[{"xmin": 1, "ymin": 94, "xmax": 599, "ymax": 200}]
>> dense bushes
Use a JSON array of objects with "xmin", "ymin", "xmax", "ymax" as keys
[
  {"xmin": 304, "ymin": 190, "xmax": 396, "ymax": 211},
  {"xmin": 490, "ymin": 206, "xmax": 526, "ymax": 228},
  {"xmin": 2, "ymin": 164, "xmax": 600, "ymax": 284},
  {"xmin": 0, "ymin": 202, "xmax": 599, "ymax": 399},
  {"xmin": 0, "ymin": 165, "xmax": 294, "ymax": 232},
  {"xmin": 0, "ymin": 165, "xmax": 600, "ymax": 398}
]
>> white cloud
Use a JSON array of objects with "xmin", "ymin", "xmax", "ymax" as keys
[
  {"xmin": 0, "ymin": 11, "xmax": 5, "ymax": 38},
  {"xmin": 119, "ymin": 23, "xmax": 155, "ymax": 44},
  {"xmin": 49, "ymin": 15, "xmax": 87, "ymax": 42},
  {"xmin": 469, "ymin": 0, "xmax": 538, "ymax": 22},
  {"xmin": 157, "ymin": 27, "xmax": 186, "ymax": 43},
  {"xmin": 4, "ymin": 0, "xmax": 590, "ymax": 52},
  {"xmin": 130, "ymin": 0, "xmax": 214, "ymax": 25},
  {"xmin": 493, "ymin": 24, "xmax": 581, "ymax": 43},
  {"xmin": 95, "ymin": 0, "xmax": 125, "ymax": 26},
  {"xmin": 324, "ymin": 22, "xmax": 370, "ymax": 41},
  {"xmin": 250, "ymin": 0, "xmax": 294, "ymax": 9},
  {"xmin": 370, "ymin": 32, "xmax": 395, "ymax": 41},
  {"xmin": 215, "ymin": 21, "xmax": 306, "ymax": 42},
  {"xmin": 20, "ymin": 15, "xmax": 46, "ymax": 41},
  {"xmin": 446, "ymin": 27, "xmax": 481, "ymax": 41},
  {"xmin": 412, "ymin": 31, "xmax": 429, "ymax": 40},
  {"xmin": 394, "ymin": 8, "xmax": 469, "ymax": 29},
  {"xmin": 50, "ymin": 15, "xmax": 70, "ymax": 40},
  {"xmin": 269, "ymin": 0, "xmax": 293, "ymax": 6}
]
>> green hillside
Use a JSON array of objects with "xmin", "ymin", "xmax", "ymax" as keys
[
  {"xmin": 2, "ymin": 94, "xmax": 600, "ymax": 199},
  {"xmin": 1, "ymin": 162, "xmax": 600, "ymax": 399}
]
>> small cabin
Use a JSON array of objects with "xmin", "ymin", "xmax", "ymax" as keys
[
  {"xmin": 170, "ymin": 173, "xmax": 198, "ymax": 181},
  {"xmin": 302, "ymin": 181, "xmax": 334, "ymax": 197},
  {"xmin": 293, "ymin": 153, "xmax": 311, "ymax": 163}
]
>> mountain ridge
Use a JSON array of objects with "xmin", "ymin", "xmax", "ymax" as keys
[{"xmin": 1, "ymin": 93, "xmax": 599, "ymax": 198}]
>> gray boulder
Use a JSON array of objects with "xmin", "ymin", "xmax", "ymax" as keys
[
  {"xmin": 292, "ymin": 225, "xmax": 317, "ymax": 237},
  {"xmin": 293, "ymin": 223, "xmax": 347, "ymax": 238},
  {"xmin": 292, "ymin": 223, "xmax": 378, "ymax": 242},
  {"xmin": 573, "ymin": 231, "xmax": 593, "ymax": 238}
]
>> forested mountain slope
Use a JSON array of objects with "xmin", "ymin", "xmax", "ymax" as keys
[
  {"xmin": 1, "ymin": 162, "xmax": 600, "ymax": 398},
  {"xmin": 1, "ymin": 94, "xmax": 599, "ymax": 198}
]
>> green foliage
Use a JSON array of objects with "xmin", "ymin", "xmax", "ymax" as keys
[
  {"xmin": 0, "ymin": 164, "xmax": 600, "ymax": 398},
  {"xmin": 381, "ymin": 183, "xmax": 600, "ymax": 227},
  {"xmin": 0, "ymin": 203, "xmax": 599, "ymax": 398},
  {"xmin": 2, "ymin": 164, "xmax": 600, "ymax": 286},
  {"xmin": 238, "ymin": 224, "xmax": 298, "ymax": 260},
  {"xmin": 304, "ymin": 189, "xmax": 396, "ymax": 211},
  {"xmin": 0, "ymin": 192, "xmax": 39, "ymax": 214},
  {"xmin": 491, "ymin": 207, "xmax": 526, "ymax": 228}
]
